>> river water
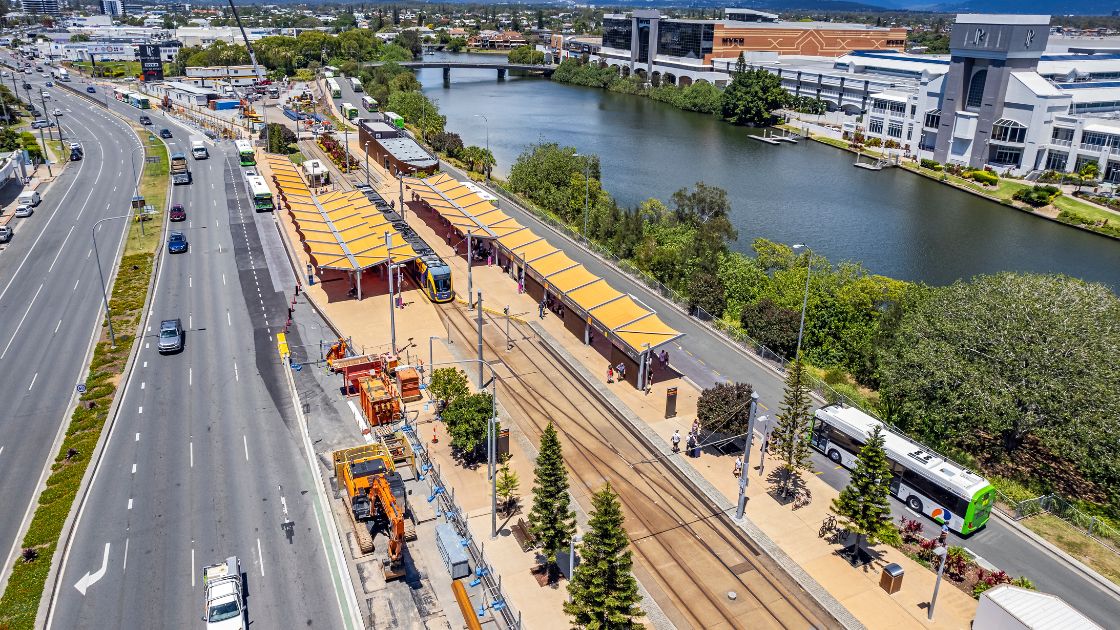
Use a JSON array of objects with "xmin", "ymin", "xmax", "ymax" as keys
[{"xmin": 413, "ymin": 53, "xmax": 1120, "ymax": 287}]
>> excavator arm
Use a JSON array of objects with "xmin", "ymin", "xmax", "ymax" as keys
[{"xmin": 371, "ymin": 476, "xmax": 406, "ymax": 564}]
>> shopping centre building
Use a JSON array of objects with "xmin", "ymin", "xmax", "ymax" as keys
[{"xmin": 590, "ymin": 11, "xmax": 1120, "ymax": 180}]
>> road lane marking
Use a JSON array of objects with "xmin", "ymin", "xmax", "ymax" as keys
[
  {"xmin": 131, "ymin": 463, "xmax": 136, "ymax": 474},
  {"xmin": 55, "ymin": 319, "xmax": 62, "ymax": 334},
  {"xmin": 190, "ymin": 442, "xmax": 193, "ymax": 468},
  {"xmin": 1, "ymin": 282, "xmax": 44, "ymax": 359},
  {"xmin": 256, "ymin": 538, "xmax": 264, "ymax": 576},
  {"xmin": 140, "ymin": 382, "xmax": 145, "ymax": 390},
  {"xmin": 227, "ymin": 311, "xmax": 231, "ymax": 326},
  {"xmin": 47, "ymin": 225, "xmax": 75, "ymax": 273},
  {"xmin": 142, "ymin": 361, "xmax": 147, "ymax": 368},
  {"xmin": 138, "ymin": 406, "xmax": 142, "ymax": 414},
  {"xmin": 73, "ymin": 542, "xmax": 110, "ymax": 596},
  {"xmin": 234, "ymin": 361, "xmax": 239, "ymax": 381},
  {"xmin": 222, "ymin": 273, "xmax": 226, "ymax": 285},
  {"xmin": 127, "ymin": 498, "xmax": 132, "ymax": 510},
  {"xmin": 191, "ymin": 548, "xmax": 195, "ymax": 587},
  {"xmin": 87, "ymin": 248, "xmax": 92, "ymax": 258},
  {"xmin": 188, "ymin": 314, "xmax": 192, "ymax": 329},
  {"xmin": 189, "ymin": 367, "xmax": 192, "ymax": 387},
  {"xmin": 122, "ymin": 538, "xmax": 128, "ymax": 574},
  {"xmin": 188, "ymin": 276, "xmax": 192, "ymax": 288},
  {"xmin": 135, "ymin": 432, "xmax": 140, "ymax": 442},
  {"xmin": 73, "ymin": 278, "xmax": 80, "ymax": 290},
  {"xmin": 243, "ymin": 435, "xmax": 249, "ymax": 461},
  {"xmin": 28, "ymin": 373, "xmax": 37, "ymax": 391}
]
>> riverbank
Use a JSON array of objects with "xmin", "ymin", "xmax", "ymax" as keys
[{"xmin": 780, "ymin": 121, "xmax": 1120, "ymax": 242}]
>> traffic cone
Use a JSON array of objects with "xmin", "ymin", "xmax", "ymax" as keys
[{"xmin": 432, "ymin": 429, "xmax": 439, "ymax": 444}]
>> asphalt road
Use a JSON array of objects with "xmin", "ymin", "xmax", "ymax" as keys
[
  {"xmin": 47, "ymin": 97, "xmax": 352, "ymax": 628},
  {"xmin": 437, "ymin": 159, "xmax": 1120, "ymax": 626},
  {"xmin": 0, "ymin": 60, "xmax": 141, "ymax": 590}
]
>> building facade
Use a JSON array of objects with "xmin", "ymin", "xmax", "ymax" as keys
[
  {"xmin": 21, "ymin": 0, "xmax": 61, "ymax": 17},
  {"xmin": 99, "ymin": 0, "xmax": 123, "ymax": 17}
]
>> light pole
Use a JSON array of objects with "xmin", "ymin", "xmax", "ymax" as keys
[
  {"xmin": 92, "ymin": 213, "xmax": 134, "ymax": 347},
  {"xmin": 473, "ymin": 113, "xmax": 489, "ymax": 154},
  {"xmin": 568, "ymin": 533, "xmax": 583, "ymax": 599},
  {"xmin": 397, "ymin": 168, "xmax": 405, "ymax": 219},
  {"xmin": 928, "ymin": 545, "xmax": 948, "ymax": 620},
  {"xmin": 573, "ymin": 153, "xmax": 591, "ymax": 237},
  {"xmin": 385, "ymin": 232, "xmax": 396, "ymax": 354},
  {"xmin": 734, "ymin": 391, "xmax": 760, "ymax": 520},
  {"xmin": 343, "ymin": 125, "xmax": 351, "ymax": 176},
  {"xmin": 363, "ymin": 141, "xmax": 370, "ymax": 186},
  {"xmin": 791, "ymin": 243, "xmax": 813, "ymax": 359}
]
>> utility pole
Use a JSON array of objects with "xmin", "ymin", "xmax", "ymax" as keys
[
  {"xmin": 385, "ymin": 231, "xmax": 396, "ymax": 354},
  {"xmin": 734, "ymin": 392, "xmax": 760, "ymax": 520},
  {"xmin": 465, "ymin": 230, "xmax": 473, "ymax": 308},
  {"xmin": 476, "ymin": 291, "xmax": 484, "ymax": 390}
]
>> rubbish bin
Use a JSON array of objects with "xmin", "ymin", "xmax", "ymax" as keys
[{"xmin": 880, "ymin": 563, "xmax": 904, "ymax": 594}]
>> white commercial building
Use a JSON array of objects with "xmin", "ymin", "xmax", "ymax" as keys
[
  {"xmin": 173, "ymin": 26, "xmax": 274, "ymax": 47},
  {"xmin": 184, "ymin": 64, "xmax": 259, "ymax": 89}
]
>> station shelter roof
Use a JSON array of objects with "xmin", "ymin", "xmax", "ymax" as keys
[
  {"xmin": 265, "ymin": 156, "xmax": 416, "ymax": 272},
  {"xmin": 403, "ymin": 172, "xmax": 684, "ymax": 354}
]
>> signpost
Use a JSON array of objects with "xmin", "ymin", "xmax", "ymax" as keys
[{"xmin": 137, "ymin": 44, "xmax": 163, "ymax": 83}]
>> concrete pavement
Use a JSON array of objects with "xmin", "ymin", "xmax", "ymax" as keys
[
  {"xmin": 46, "ymin": 99, "xmax": 354, "ymax": 629},
  {"xmin": 0, "ymin": 61, "xmax": 143, "ymax": 593}
]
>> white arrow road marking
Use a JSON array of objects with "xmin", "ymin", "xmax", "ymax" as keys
[{"xmin": 74, "ymin": 542, "xmax": 110, "ymax": 596}]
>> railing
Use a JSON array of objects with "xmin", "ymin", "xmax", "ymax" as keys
[
  {"xmin": 1049, "ymin": 138, "xmax": 1073, "ymax": 147},
  {"xmin": 402, "ymin": 423, "xmax": 520, "ymax": 629},
  {"xmin": 1005, "ymin": 493, "xmax": 1120, "ymax": 557}
]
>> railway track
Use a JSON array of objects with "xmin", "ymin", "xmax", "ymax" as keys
[{"xmin": 439, "ymin": 303, "xmax": 836, "ymax": 630}]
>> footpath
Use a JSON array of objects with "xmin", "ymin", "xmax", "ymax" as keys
[{"xmin": 260, "ymin": 141, "xmax": 978, "ymax": 629}]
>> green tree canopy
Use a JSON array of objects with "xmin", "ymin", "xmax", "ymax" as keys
[
  {"xmin": 385, "ymin": 90, "xmax": 445, "ymax": 136},
  {"xmin": 528, "ymin": 422, "xmax": 576, "ymax": 570},
  {"xmin": 876, "ymin": 273, "xmax": 1120, "ymax": 501},
  {"xmin": 564, "ymin": 484, "xmax": 643, "ymax": 629},
  {"xmin": 697, "ymin": 382, "xmax": 754, "ymax": 436},
  {"xmin": 720, "ymin": 55, "xmax": 788, "ymax": 126},
  {"xmin": 831, "ymin": 425, "xmax": 893, "ymax": 564},
  {"xmin": 428, "ymin": 367, "xmax": 469, "ymax": 405},
  {"xmin": 769, "ymin": 357, "xmax": 814, "ymax": 501},
  {"xmin": 442, "ymin": 392, "xmax": 494, "ymax": 458},
  {"xmin": 507, "ymin": 45, "xmax": 544, "ymax": 65}
]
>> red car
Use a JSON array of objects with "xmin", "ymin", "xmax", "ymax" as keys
[{"xmin": 169, "ymin": 203, "xmax": 186, "ymax": 221}]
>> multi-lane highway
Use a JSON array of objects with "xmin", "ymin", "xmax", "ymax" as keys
[
  {"xmin": 0, "ymin": 60, "xmax": 141, "ymax": 590},
  {"xmin": 36, "ymin": 90, "xmax": 354, "ymax": 628}
]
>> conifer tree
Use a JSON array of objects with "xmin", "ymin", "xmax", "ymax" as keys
[
  {"xmin": 769, "ymin": 356, "xmax": 814, "ymax": 500},
  {"xmin": 831, "ymin": 425, "xmax": 894, "ymax": 564},
  {"xmin": 528, "ymin": 422, "xmax": 576, "ymax": 577},
  {"xmin": 495, "ymin": 463, "xmax": 520, "ymax": 515},
  {"xmin": 564, "ymin": 484, "xmax": 643, "ymax": 629}
]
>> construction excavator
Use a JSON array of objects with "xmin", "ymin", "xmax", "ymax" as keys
[{"xmin": 333, "ymin": 444, "xmax": 409, "ymax": 580}]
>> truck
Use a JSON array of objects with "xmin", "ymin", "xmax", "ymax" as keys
[
  {"xmin": 57, "ymin": 68, "xmax": 69, "ymax": 82},
  {"xmin": 201, "ymin": 556, "xmax": 246, "ymax": 630},
  {"xmin": 974, "ymin": 585, "xmax": 1102, "ymax": 630},
  {"xmin": 191, "ymin": 140, "xmax": 208, "ymax": 160},
  {"xmin": 170, "ymin": 153, "xmax": 192, "ymax": 185}
]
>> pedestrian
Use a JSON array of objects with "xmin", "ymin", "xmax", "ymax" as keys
[
  {"xmin": 686, "ymin": 433, "xmax": 697, "ymax": 458},
  {"xmin": 691, "ymin": 418, "xmax": 701, "ymax": 436},
  {"xmin": 646, "ymin": 369, "xmax": 653, "ymax": 393},
  {"xmin": 487, "ymin": 253, "xmax": 493, "ymax": 267},
  {"xmin": 607, "ymin": 364, "xmax": 614, "ymax": 384},
  {"xmin": 733, "ymin": 456, "xmax": 743, "ymax": 478},
  {"xmin": 539, "ymin": 299, "xmax": 546, "ymax": 319},
  {"xmin": 616, "ymin": 363, "xmax": 626, "ymax": 380},
  {"xmin": 691, "ymin": 433, "xmax": 701, "ymax": 458},
  {"xmin": 517, "ymin": 279, "xmax": 524, "ymax": 294},
  {"xmin": 671, "ymin": 429, "xmax": 681, "ymax": 453}
]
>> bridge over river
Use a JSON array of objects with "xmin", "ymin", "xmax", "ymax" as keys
[{"xmin": 364, "ymin": 60, "xmax": 555, "ymax": 80}]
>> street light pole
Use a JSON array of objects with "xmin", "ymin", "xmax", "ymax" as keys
[
  {"xmin": 568, "ymin": 534, "xmax": 583, "ymax": 599},
  {"xmin": 734, "ymin": 391, "xmax": 760, "ymax": 520},
  {"xmin": 385, "ymin": 232, "xmax": 396, "ymax": 354},
  {"xmin": 363, "ymin": 141, "xmax": 370, "ymax": 186},
  {"xmin": 792, "ymin": 243, "xmax": 813, "ymax": 359},
  {"xmin": 928, "ymin": 545, "xmax": 948, "ymax": 620},
  {"xmin": 92, "ymin": 213, "xmax": 134, "ymax": 347}
]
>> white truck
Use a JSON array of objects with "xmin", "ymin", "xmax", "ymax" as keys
[
  {"xmin": 201, "ymin": 556, "xmax": 246, "ymax": 630},
  {"xmin": 974, "ymin": 585, "xmax": 1102, "ymax": 630},
  {"xmin": 57, "ymin": 68, "xmax": 69, "ymax": 81},
  {"xmin": 191, "ymin": 140, "xmax": 209, "ymax": 160}
]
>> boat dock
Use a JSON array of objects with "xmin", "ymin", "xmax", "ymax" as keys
[{"xmin": 750, "ymin": 135, "xmax": 781, "ymax": 145}]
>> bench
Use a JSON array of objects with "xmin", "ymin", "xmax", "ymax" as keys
[{"xmin": 511, "ymin": 517, "xmax": 535, "ymax": 552}]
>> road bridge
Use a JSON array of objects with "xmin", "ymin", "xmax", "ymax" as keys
[{"xmin": 363, "ymin": 60, "xmax": 555, "ymax": 80}]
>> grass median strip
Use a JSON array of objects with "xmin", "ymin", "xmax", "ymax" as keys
[{"xmin": 0, "ymin": 130, "xmax": 168, "ymax": 629}]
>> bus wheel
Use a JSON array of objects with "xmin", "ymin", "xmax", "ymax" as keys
[
  {"xmin": 907, "ymin": 496, "xmax": 923, "ymax": 513},
  {"xmin": 827, "ymin": 449, "xmax": 842, "ymax": 464}
]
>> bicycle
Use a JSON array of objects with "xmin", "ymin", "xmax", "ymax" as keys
[{"xmin": 818, "ymin": 514, "xmax": 837, "ymax": 539}]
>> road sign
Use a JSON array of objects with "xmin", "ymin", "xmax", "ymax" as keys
[
  {"xmin": 76, "ymin": 383, "xmax": 86, "ymax": 394},
  {"xmin": 290, "ymin": 361, "xmax": 302, "ymax": 371}
]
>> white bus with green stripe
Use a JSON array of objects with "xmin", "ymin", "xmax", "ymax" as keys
[
  {"xmin": 246, "ymin": 175, "xmax": 273, "ymax": 211},
  {"xmin": 811, "ymin": 404, "xmax": 995, "ymax": 535}
]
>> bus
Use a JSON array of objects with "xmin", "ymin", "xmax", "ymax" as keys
[
  {"xmin": 234, "ymin": 139, "xmax": 255, "ymax": 166},
  {"xmin": 361, "ymin": 95, "xmax": 378, "ymax": 112},
  {"xmin": 810, "ymin": 404, "xmax": 995, "ymax": 535},
  {"xmin": 340, "ymin": 102, "xmax": 358, "ymax": 121},
  {"xmin": 349, "ymin": 77, "xmax": 363, "ymax": 93},
  {"xmin": 113, "ymin": 87, "xmax": 128, "ymax": 103},
  {"xmin": 326, "ymin": 78, "xmax": 341, "ymax": 99},
  {"xmin": 246, "ymin": 175, "xmax": 273, "ymax": 211},
  {"xmin": 126, "ymin": 92, "xmax": 150, "ymax": 109}
]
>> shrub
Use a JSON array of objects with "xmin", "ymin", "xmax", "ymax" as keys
[
  {"xmin": 866, "ymin": 137, "xmax": 883, "ymax": 148},
  {"xmin": 878, "ymin": 522, "xmax": 902, "ymax": 547},
  {"xmin": 898, "ymin": 517, "xmax": 925, "ymax": 544},
  {"xmin": 920, "ymin": 158, "xmax": 942, "ymax": 171},
  {"xmin": 965, "ymin": 170, "xmax": 999, "ymax": 186},
  {"xmin": 1012, "ymin": 184, "xmax": 1061, "ymax": 207}
]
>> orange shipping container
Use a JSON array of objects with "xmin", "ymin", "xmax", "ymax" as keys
[{"xmin": 359, "ymin": 374, "xmax": 400, "ymax": 427}]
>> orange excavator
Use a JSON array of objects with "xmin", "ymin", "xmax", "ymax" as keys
[{"xmin": 333, "ymin": 444, "xmax": 408, "ymax": 579}]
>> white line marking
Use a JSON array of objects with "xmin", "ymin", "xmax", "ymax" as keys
[
  {"xmin": 28, "ymin": 373, "xmax": 38, "ymax": 391},
  {"xmin": 188, "ymin": 314, "xmax": 192, "ymax": 329},
  {"xmin": 222, "ymin": 273, "xmax": 226, "ymax": 285},
  {"xmin": 227, "ymin": 311, "xmax": 231, "ymax": 326},
  {"xmin": 243, "ymin": 435, "xmax": 249, "ymax": 461},
  {"xmin": 190, "ymin": 442, "xmax": 193, "ymax": 468},
  {"xmin": 234, "ymin": 362, "xmax": 239, "ymax": 381},
  {"xmin": 257, "ymin": 538, "xmax": 264, "ymax": 576},
  {"xmin": 55, "ymin": 319, "xmax": 62, "ymax": 334},
  {"xmin": 189, "ymin": 367, "xmax": 192, "ymax": 387},
  {"xmin": 1, "ymin": 283, "xmax": 44, "ymax": 359},
  {"xmin": 143, "ymin": 361, "xmax": 147, "ymax": 368},
  {"xmin": 135, "ymin": 432, "xmax": 140, "ymax": 442},
  {"xmin": 122, "ymin": 538, "xmax": 128, "ymax": 574},
  {"xmin": 47, "ymin": 225, "xmax": 75, "ymax": 272},
  {"xmin": 140, "ymin": 382, "xmax": 145, "ymax": 390},
  {"xmin": 87, "ymin": 248, "xmax": 92, "ymax": 259},
  {"xmin": 188, "ymin": 276, "xmax": 192, "ymax": 288},
  {"xmin": 131, "ymin": 463, "xmax": 136, "ymax": 474},
  {"xmin": 137, "ymin": 406, "xmax": 142, "ymax": 414},
  {"xmin": 73, "ymin": 278, "xmax": 80, "ymax": 290},
  {"xmin": 191, "ymin": 548, "xmax": 195, "ymax": 587}
]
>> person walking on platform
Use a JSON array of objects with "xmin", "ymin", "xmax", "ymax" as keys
[{"xmin": 671, "ymin": 430, "xmax": 681, "ymax": 453}]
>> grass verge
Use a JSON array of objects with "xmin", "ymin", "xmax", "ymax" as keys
[
  {"xmin": 1022, "ymin": 514, "xmax": 1120, "ymax": 587},
  {"xmin": 0, "ymin": 130, "xmax": 168, "ymax": 630}
]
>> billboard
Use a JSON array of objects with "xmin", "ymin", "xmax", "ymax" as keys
[{"xmin": 138, "ymin": 44, "xmax": 163, "ymax": 82}]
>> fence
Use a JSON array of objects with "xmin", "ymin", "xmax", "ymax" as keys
[
  {"xmin": 400, "ymin": 422, "xmax": 520, "ymax": 629},
  {"xmin": 1008, "ymin": 493, "xmax": 1120, "ymax": 556}
]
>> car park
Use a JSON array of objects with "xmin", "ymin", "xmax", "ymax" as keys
[
  {"xmin": 86, "ymin": 86, "xmax": 96, "ymax": 93},
  {"xmin": 169, "ymin": 203, "xmax": 186, "ymax": 221},
  {"xmin": 159, "ymin": 128, "xmax": 172, "ymax": 139},
  {"xmin": 139, "ymin": 115, "xmax": 152, "ymax": 125},
  {"xmin": 167, "ymin": 231, "xmax": 188, "ymax": 254},
  {"xmin": 0, "ymin": 225, "xmax": 12, "ymax": 243},
  {"xmin": 157, "ymin": 319, "xmax": 183, "ymax": 353},
  {"xmin": 14, "ymin": 205, "xmax": 32, "ymax": 217}
]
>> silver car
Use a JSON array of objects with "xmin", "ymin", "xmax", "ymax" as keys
[
  {"xmin": 158, "ymin": 318, "xmax": 183, "ymax": 353},
  {"xmin": 14, "ymin": 205, "xmax": 32, "ymax": 218}
]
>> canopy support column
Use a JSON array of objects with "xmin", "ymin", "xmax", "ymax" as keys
[{"xmin": 356, "ymin": 269, "xmax": 363, "ymax": 301}]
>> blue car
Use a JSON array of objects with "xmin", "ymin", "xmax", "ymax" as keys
[
  {"xmin": 86, "ymin": 86, "xmax": 96, "ymax": 93},
  {"xmin": 167, "ymin": 231, "xmax": 188, "ymax": 254}
]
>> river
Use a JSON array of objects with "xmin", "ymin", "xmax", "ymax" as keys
[{"xmin": 409, "ymin": 52, "xmax": 1120, "ymax": 287}]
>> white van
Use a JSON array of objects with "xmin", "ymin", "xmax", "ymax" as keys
[{"xmin": 18, "ymin": 190, "xmax": 40, "ymax": 207}]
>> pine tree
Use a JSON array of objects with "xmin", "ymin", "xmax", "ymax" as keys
[
  {"xmin": 528, "ymin": 422, "xmax": 576, "ymax": 576},
  {"xmin": 769, "ymin": 356, "xmax": 814, "ymax": 501},
  {"xmin": 564, "ymin": 484, "xmax": 643, "ymax": 629},
  {"xmin": 495, "ymin": 463, "xmax": 520, "ymax": 515},
  {"xmin": 831, "ymin": 425, "xmax": 894, "ymax": 564}
]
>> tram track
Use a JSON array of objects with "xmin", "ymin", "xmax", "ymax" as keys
[{"xmin": 439, "ymin": 302, "xmax": 836, "ymax": 629}]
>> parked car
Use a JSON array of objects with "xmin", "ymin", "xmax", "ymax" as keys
[
  {"xmin": 157, "ymin": 318, "xmax": 183, "ymax": 353},
  {"xmin": 30, "ymin": 119, "xmax": 53, "ymax": 129},
  {"xmin": 159, "ymin": 128, "xmax": 172, "ymax": 139},
  {"xmin": 0, "ymin": 225, "xmax": 11, "ymax": 243},
  {"xmin": 167, "ymin": 231, "xmax": 188, "ymax": 254},
  {"xmin": 169, "ymin": 203, "xmax": 186, "ymax": 221},
  {"xmin": 14, "ymin": 205, "xmax": 33, "ymax": 217},
  {"xmin": 138, "ymin": 115, "xmax": 152, "ymax": 125},
  {"xmin": 86, "ymin": 86, "xmax": 96, "ymax": 93}
]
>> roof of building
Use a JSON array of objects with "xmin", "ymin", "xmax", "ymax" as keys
[
  {"xmin": 1011, "ymin": 71, "xmax": 1065, "ymax": 97},
  {"xmin": 956, "ymin": 14, "xmax": 1051, "ymax": 25},
  {"xmin": 162, "ymin": 80, "xmax": 218, "ymax": 96},
  {"xmin": 980, "ymin": 585, "xmax": 1103, "ymax": 630},
  {"xmin": 376, "ymin": 137, "xmax": 437, "ymax": 168}
]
